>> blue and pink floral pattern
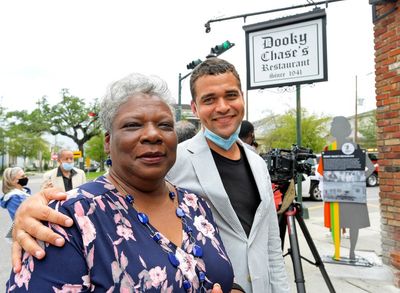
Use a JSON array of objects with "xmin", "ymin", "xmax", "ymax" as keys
[{"xmin": 6, "ymin": 176, "xmax": 234, "ymax": 292}]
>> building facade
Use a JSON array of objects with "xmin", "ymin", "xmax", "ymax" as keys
[{"xmin": 372, "ymin": 0, "xmax": 400, "ymax": 287}]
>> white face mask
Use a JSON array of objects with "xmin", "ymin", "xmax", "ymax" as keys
[
  {"xmin": 61, "ymin": 162, "xmax": 74, "ymax": 171},
  {"xmin": 203, "ymin": 126, "xmax": 241, "ymax": 150}
]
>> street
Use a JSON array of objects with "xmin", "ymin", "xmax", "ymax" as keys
[
  {"xmin": 0, "ymin": 175, "xmax": 380, "ymax": 291},
  {"xmin": 0, "ymin": 172, "xmax": 42, "ymax": 290}
]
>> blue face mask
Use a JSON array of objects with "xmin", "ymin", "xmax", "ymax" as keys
[
  {"xmin": 61, "ymin": 162, "xmax": 74, "ymax": 171},
  {"xmin": 203, "ymin": 126, "xmax": 241, "ymax": 151}
]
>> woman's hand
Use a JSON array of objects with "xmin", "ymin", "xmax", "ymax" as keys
[
  {"xmin": 12, "ymin": 188, "xmax": 72, "ymax": 273},
  {"xmin": 212, "ymin": 284, "xmax": 243, "ymax": 293},
  {"xmin": 212, "ymin": 283, "xmax": 223, "ymax": 293}
]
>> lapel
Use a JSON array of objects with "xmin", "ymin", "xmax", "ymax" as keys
[
  {"xmin": 71, "ymin": 169, "xmax": 79, "ymax": 189},
  {"xmin": 53, "ymin": 174, "xmax": 66, "ymax": 192},
  {"xmin": 241, "ymin": 145, "xmax": 269, "ymax": 244},
  {"xmin": 187, "ymin": 133, "xmax": 247, "ymax": 239}
]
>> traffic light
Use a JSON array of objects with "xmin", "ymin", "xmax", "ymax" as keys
[
  {"xmin": 210, "ymin": 40, "xmax": 235, "ymax": 56},
  {"xmin": 186, "ymin": 59, "xmax": 202, "ymax": 70}
]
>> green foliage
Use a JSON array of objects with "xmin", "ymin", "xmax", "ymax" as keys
[
  {"xmin": 7, "ymin": 90, "xmax": 101, "ymax": 158},
  {"xmin": 7, "ymin": 133, "xmax": 49, "ymax": 168},
  {"xmin": 0, "ymin": 106, "xmax": 7, "ymax": 158},
  {"xmin": 85, "ymin": 132, "xmax": 107, "ymax": 171},
  {"xmin": 358, "ymin": 110, "xmax": 377, "ymax": 149},
  {"xmin": 261, "ymin": 108, "xmax": 330, "ymax": 153},
  {"xmin": 86, "ymin": 171, "xmax": 107, "ymax": 181}
]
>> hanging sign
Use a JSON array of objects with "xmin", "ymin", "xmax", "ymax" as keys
[{"xmin": 243, "ymin": 9, "xmax": 328, "ymax": 89}]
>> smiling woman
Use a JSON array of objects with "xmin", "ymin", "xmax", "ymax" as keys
[{"xmin": 6, "ymin": 73, "xmax": 234, "ymax": 292}]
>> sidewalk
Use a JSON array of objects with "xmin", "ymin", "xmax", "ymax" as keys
[{"xmin": 284, "ymin": 208, "xmax": 399, "ymax": 292}]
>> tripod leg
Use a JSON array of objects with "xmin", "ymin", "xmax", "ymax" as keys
[
  {"xmin": 279, "ymin": 214, "xmax": 287, "ymax": 251},
  {"xmin": 295, "ymin": 212, "xmax": 336, "ymax": 293},
  {"xmin": 286, "ymin": 210, "xmax": 306, "ymax": 293}
]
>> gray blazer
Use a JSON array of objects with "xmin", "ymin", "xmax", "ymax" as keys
[{"xmin": 167, "ymin": 132, "xmax": 289, "ymax": 293}]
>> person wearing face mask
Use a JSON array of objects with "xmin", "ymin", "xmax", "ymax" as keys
[
  {"xmin": 42, "ymin": 149, "xmax": 86, "ymax": 192},
  {"xmin": 1, "ymin": 167, "xmax": 31, "ymax": 220}
]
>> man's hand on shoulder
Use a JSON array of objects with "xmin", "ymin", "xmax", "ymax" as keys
[{"xmin": 12, "ymin": 188, "xmax": 73, "ymax": 273}]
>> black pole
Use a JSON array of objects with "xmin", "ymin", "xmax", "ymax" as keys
[
  {"xmin": 296, "ymin": 85, "xmax": 303, "ymax": 203},
  {"xmin": 204, "ymin": 0, "xmax": 345, "ymax": 30},
  {"xmin": 178, "ymin": 73, "xmax": 182, "ymax": 121},
  {"xmin": 177, "ymin": 72, "xmax": 191, "ymax": 121}
]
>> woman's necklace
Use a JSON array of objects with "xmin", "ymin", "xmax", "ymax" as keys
[{"xmin": 107, "ymin": 175, "xmax": 207, "ymax": 292}]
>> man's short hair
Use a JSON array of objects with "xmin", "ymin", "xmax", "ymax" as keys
[
  {"xmin": 189, "ymin": 58, "xmax": 242, "ymax": 101},
  {"xmin": 175, "ymin": 120, "xmax": 197, "ymax": 143},
  {"xmin": 239, "ymin": 120, "xmax": 254, "ymax": 140},
  {"xmin": 57, "ymin": 149, "xmax": 73, "ymax": 160}
]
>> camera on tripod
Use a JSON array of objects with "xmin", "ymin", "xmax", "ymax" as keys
[
  {"xmin": 263, "ymin": 146, "xmax": 336, "ymax": 293},
  {"xmin": 263, "ymin": 144, "xmax": 316, "ymax": 184}
]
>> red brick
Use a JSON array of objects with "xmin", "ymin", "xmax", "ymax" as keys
[{"xmin": 375, "ymin": 3, "xmax": 400, "ymax": 286}]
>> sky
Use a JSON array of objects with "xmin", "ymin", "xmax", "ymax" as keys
[{"xmin": 0, "ymin": 0, "xmax": 375, "ymax": 140}]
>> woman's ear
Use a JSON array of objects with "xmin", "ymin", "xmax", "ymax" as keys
[{"xmin": 104, "ymin": 132, "xmax": 111, "ymax": 154}]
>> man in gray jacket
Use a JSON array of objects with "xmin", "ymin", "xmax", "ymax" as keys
[
  {"xmin": 11, "ymin": 58, "xmax": 289, "ymax": 293},
  {"xmin": 167, "ymin": 58, "xmax": 289, "ymax": 292}
]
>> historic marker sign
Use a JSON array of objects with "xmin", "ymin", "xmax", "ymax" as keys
[
  {"xmin": 243, "ymin": 9, "xmax": 327, "ymax": 89},
  {"xmin": 321, "ymin": 148, "xmax": 367, "ymax": 203}
]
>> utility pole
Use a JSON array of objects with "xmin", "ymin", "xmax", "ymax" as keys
[
  {"xmin": 177, "ymin": 72, "xmax": 192, "ymax": 121},
  {"xmin": 355, "ymin": 75, "xmax": 358, "ymax": 144}
]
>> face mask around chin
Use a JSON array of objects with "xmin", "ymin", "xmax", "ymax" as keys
[
  {"xmin": 61, "ymin": 162, "xmax": 74, "ymax": 171},
  {"xmin": 203, "ymin": 126, "xmax": 241, "ymax": 151}
]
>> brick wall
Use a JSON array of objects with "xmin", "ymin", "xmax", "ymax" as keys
[{"xmin": 373, "ymin": 1, "xmax": 400, "ymax": 288}]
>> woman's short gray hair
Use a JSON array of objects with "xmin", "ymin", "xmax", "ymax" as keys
[{"xmin": 99, "ymin": 73, "xmax": 175, "ymax": 133}]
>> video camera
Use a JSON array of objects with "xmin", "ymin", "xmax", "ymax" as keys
[{"xmin": 263, "ymin": 145, "xmax": 316, "ymax": 184}]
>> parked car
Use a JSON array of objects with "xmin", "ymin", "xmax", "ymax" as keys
[
  {"xmin": 300, "ymin": 157, "xmax": 322, "ymax": 201},
  {"xmin": 366, "ymin": 152, "xmax": 379, "ymax": 187},
  {"xmin": 84, "ymin": 161, "xmax": 100, "ymax": 172}
]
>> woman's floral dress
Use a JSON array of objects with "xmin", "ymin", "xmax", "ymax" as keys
[{"xmin": 6, "ymin": 176, "xmax": 234, "ymax": 292}]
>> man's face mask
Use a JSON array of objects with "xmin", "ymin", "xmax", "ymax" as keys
[{"xmin": 61, "ymin": 162, "xmax": 74, "ymax": 171}]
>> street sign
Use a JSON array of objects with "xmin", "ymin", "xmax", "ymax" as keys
[{"xmin": 73, "ymin": 151, "xmax": 82, "ymax": 159}]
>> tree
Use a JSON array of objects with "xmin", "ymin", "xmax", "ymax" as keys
[
  {"xmin": 7, "ymin": 133, "xmax": 49, "ymax": 169},
  {"xmin": 260, "ymin": 109, "xmax": 330, "ymax": 153},
  {"xmin": 8, "ymin": 90, "xmax": 101, "ymax": 164},
  {"xmin": 40, "ymin": 90, "xmax": 101, "ymax": 156},
  {"xmin": 0, "ymin": 106, "xmax": 7, "ymax": 171},
  {"xmin": 358, "ymin": 110, "xmax": 377, "ymax": 150},
  {"xmin": 85, "ymin": 132, "xmax": 107, "ymax": 171}
]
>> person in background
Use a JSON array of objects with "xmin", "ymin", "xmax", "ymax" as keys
[
  {"xmin": 6, "ymin": 73, "xmax": 234, "ymax": 292},
  {"xmin": 42, "ymin": 149, "xmax": 86, "ymax": 192},
  {"xmin": 175, "ymin": 120, "xmax": 198, "ymax": 143},
  {"xmin": 1, "ymin": 167, "xmax": 31, "ymax": 220},
  {"xmin": 238, "ymin": 120, "xmax": 258, "ymax": 152},
  {"xmin": 11, "ymin": 58, "xmax": 288, "ymax": 293}
]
